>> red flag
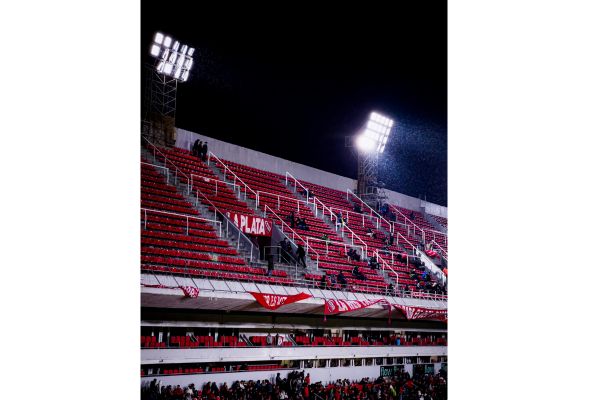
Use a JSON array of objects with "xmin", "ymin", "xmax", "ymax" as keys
[
  {"xmin": 323, "ymin": 298, "xmax": 390, "ymax": 315},
  {"xmin": 249, "ymin": 292, "xmax": 312, "ymax": 310},
  {"xmin": 180, "ymin": 286, "xmax": 200, "ymax": 298},
  {"xmin": 391, "ymin": 304, "xmax": 447, "ymax": 321}
]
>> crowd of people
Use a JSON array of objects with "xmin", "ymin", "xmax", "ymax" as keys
[{"xmin": 142, "ymin": 369, "xmax": 447, "ymax": 400}]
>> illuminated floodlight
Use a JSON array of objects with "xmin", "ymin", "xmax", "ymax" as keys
[
  {"xmin": 356, "ymin": 112, "xmax": 394, "ymax": 154},
  {"xmin": 149, "ymin": 31, "xmax": 195, "ymax": 82},
  {"xmin": 150, "ymin": 44, "xmax": 161, "ymax": 57}
]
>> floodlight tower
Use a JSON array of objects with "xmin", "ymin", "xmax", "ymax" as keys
[
  {"xmin": 354, "ymin": 112, "xmax": 394, "ymax": 206},
  {"xmin": 143, "ymin": 32, "xmax": 195, "ymax": 145}
]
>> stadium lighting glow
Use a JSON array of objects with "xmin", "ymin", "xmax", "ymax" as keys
[
  {"xmin": 150, "ymin": 32, "xmax": 194, "ymax": 82},
  {"xmin": 356, "ymin": 112, "xmax": 394, "ymax": 154},
  {"xmin": 150, "ymin": 44, "xmax": 161, "ymax": 57}
]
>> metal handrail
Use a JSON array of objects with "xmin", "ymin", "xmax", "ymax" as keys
[
  {"xmin": 306, "ymin": 236, "xmax": 366, "ymax": 260},
  {"xmin": 255, "ymin": 190, "xmax": 312, "ymax": 213},
  {"xmin": 346, "ymin": 189, "xmax": 393, "ymax": 232},
  {"xmin": 142, "ymin": 137, "xmax": 190, "ymax": 192},
  {"xmin": 190, "ymin": 173, "xmax": 241, "ymax": 198},
  {"xmin": 388, "ymin": 205, "xmax": 426, "ymax": 238},
  {"xmin": 141, "ymin": 161, "xmax": 170, "ymax": 184},
  {"xmin": 285, "ymin": 172, "xmax": 313, "ymax": 203},
  {"xmin": 194, "ymin": 188, "xmax": 259, "ymax": 262},
  {"xmin": 372, "ymin": 250, "xmax": 399, "ymax": 287},
  {"xmin": 207, "ymin": 151, "xmax": 258, "ymax": 200},
  {"xmin": 263, "ymin": 203, "xmax": 320, "ymax": 269},
  {"xmin": 141, "ymin": 208, "xmax": 222, "ymax": 237},
  {"xmin": 283, "ymin": 173, "xmax": 369, "ymax": 257},
  {"xmin": 143, "ymin": 137, "xmax": 259, "ymax": 262}
]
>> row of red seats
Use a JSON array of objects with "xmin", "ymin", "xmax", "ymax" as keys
[{"xmin": 142, "ymin": 265, "xmax": 294, "ymax": 284}]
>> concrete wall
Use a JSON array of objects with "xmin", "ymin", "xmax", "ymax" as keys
[{"xmin": 175, "ymin": 128, "xmax": 447, "ymax": 218}]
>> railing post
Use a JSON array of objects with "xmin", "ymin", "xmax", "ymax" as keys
[
  {"xmin": 186, "ymin": 216, "xmax": 189, "ymax": 235},
  {"xmin": 144, "ymin": 210, "xmax": 147, "ymax": 230}
]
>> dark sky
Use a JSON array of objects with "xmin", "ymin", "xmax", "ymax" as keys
[{"xmin": 141, "ymin": 3, "xmax": 447, "ymax": 205}]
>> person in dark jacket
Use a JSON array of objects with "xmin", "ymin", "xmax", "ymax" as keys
[
  {"xmin": 296, "ymin": 244, "xmax": 307, "ymax": 268},
  {"xmin": 201, "ymin": 142, "xmax": 208, "ymax": 161}
]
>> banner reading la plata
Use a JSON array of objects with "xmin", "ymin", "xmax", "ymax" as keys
[{"xmin": 226, "ymin": 212, "xmax": 273, "ymax": 237}]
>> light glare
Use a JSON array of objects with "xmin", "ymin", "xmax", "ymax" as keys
[{"xmin": 154, "ymin": 32, "xmax": 164, "ymax": 44}]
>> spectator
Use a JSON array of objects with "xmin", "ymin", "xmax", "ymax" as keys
[
  {"xmin": 353, "ymin": 203, "xmax": 362, "ymax": 213},
  {"xmin": 288, "ymin": 211, "xmax": 295, "ymax": 228},
  {"xmin": 368, "ymin": 255, "xmax": 380, "ymax": 270},
  {"xmin": 191, "ymin": 139, "xmax": 200, "ymax": 157},
  {"xmin": 275, "ymin": 333, "xmax": 281, "ymax": 346},
  {"xmin": 409, "ymin": 211, "xmax": 415, "ymax": 221},
  {"xmin": 337, "ymin": 270, "xmax": 347, "ymax": 289},
  {"xmin": 320, "ymin": 233, "xmax": 329, "ymax": 243},
  {"xmin": 366, "ymin": 227, "xmax": 375, "ymax": 238},
  {"xmin": 279, "ymin": 238, "xmax": 292, "ymax": 263},
  {"xmin": 201, "ymin": 141, "xmax": 208, "ymax": 161},
  {"xmin": 266, "ymin": 333, "xmax": 273, "ymax": 346},
  {"xmin": 296, "ymin": 244, "xmax": 307, "ymax": 268},
  {"xmin": 352, "ymin": 265, "xmax": 366, "ymax": 280}
]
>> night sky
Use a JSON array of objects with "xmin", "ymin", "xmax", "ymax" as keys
[{"xmin": 141, "ymin": 3, "xmax": 447, "ymax": 206}]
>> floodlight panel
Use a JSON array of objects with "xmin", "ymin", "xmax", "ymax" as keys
[
  {"xmin": 164, "ymin": 36, "xmax": 172, "ymax": 48},
  {"xmin": 188, "ymin": 48, "xmax": 195, "ymax": 56},
  {"xmin": 154, "ymin": 32, "xmax": 164, "ymax": 44},
  {"xmin": 156, "ymin": 60, "xmax": 165, "ymax": 73},
  {"xmin": 150, "ymin": 44, "xmax": 161, "ymax": 57},
  {"xmin": 164, "ymin": 63, "xmax": 174, "ymax": 75},
  {"xmin": 173, "ymin": 41, "xmax": 180, "ymax": 51},
  {"xmin": 356, "ymin": 135, "xmax": 376, "ymax": 153},
  {"xmin": 181, "ymin": 44, "xmax": 188, "ymax": 54},
  {"xmin": 181, "ymin": 70, "xmax": 189, "ymax": 81}
]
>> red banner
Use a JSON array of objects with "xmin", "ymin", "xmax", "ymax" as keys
[
  {"xmin": 392, "ymin": 304, "xmax": 447, "ymax": 322},
  {"xmin": 324, "ymin": 298, "xmax": 390, "ymax": 315},
  {"xmin": 141, "ymin": 283, "xmax": 200, "ymax": 298},
  {"xmin": 249, "ymin": 292, "xmax": 312, "ymax": 310},
  {"xmin": 226, "ymin": 212, "xmax": 273, "ymax": 237}
]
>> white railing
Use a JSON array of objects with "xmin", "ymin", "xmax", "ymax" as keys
[
  {"xmin": 372, "ymin": 250, "xmax": 399, "ymax": 287},
  {"xmin": 285, "ymin": 172, "xmax": 313, "ymax": 203},
  {"xmin": 263, "ymin": 203, "xmax": 319, "ymax": 269},
  {"xmin": 143, "ymin": 138, "xmax": 259, "ymax": 261},
  {"xmin": 207, "ymin": 152, "xmax": 258, "ymax": 201},
  {"xmin": 141, "ymin": 208, "xmax": 222, "ymax": 237},
  {"xmin": 255, "ymin": 190, "xmax": 312, "ymax": 213},
  {"xmin": 142, "ymin": 137, "xmax": 191, "ymax": 192},
  {"xmin": 190, "ymin": 173, "xmax": 241, "ymax": 198},
  {"xmin": 141, "ymin": 161, "xmax": 170, "ymax": 185},
  {"xmin": 346, "ymin": 189, "xmax": 393, "ymax": 232},
  {"xmin": 305, "ymin": 236, "xmax": 366, "ymax": 260}
]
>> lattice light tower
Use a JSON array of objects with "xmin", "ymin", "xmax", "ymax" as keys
[
  {"xmin": 355, "ymin": 112, "xmax": 394, "ymax": 206},
  {"xmin": 143, "ymin": 32, "xmax": 195, "ymax": 145}
]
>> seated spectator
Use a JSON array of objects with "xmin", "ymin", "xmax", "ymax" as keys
[
  {"xmin": 366, "ymin": 227, "xmax": 375, "ymax": 238},
  {"xmin": 347, "ymin": 248, "xmax": 361, "ymax": 262},
  {"xmin": 320, "ymin": 233, "xmax": 329, "ymax": 243},
  {"xmin": 409, "ymin": 211, "xmax": 415, "ymax": 221},
  {"xmin": 319, "ymin": 274, "xmax": 330, "ymax": 289},
  {"xmin": 368, "ymin": 256, "xmax": 380, "ymax": 270},
  {"xmin": 353, "ymin": 203, "xmax": 362, "ymax": 213},
  {"xmin": 288, "ymin": 211, "xmax": 296, "ymax": 228},
  {"xmin": 352, "ymin": 265, "xmax": 366, "ymax": 280},
  {"xmin": 387, "ymin": 283, "xmax": 396, "ymax": 296},
  {"xmin": 337, "ymin": 271, "xmax": 347, "ymax": 288}
]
